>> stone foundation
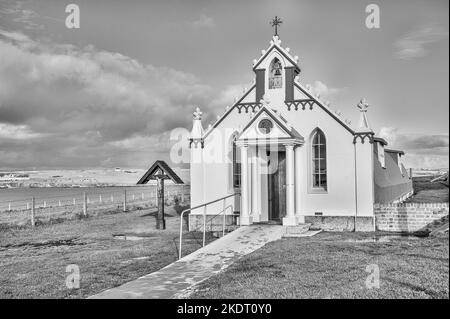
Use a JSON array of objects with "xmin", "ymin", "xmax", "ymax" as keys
[
  {"xmin": 305, "ymin": 216, "xmax": 375, "ymax": 232},
  {"xmin": 374, "ymin": 203, "xmax": 449, "ymax": 232}
]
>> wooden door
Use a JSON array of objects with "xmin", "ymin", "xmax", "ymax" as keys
[{"xmin": 268, "ymin": 151, "xmax": 286, "ymax": 222}]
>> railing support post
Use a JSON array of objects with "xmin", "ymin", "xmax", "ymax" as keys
[
  {"xmin": 179, "ymin": 212, "xmax": 184, "ymax": 259},
  {"xmin": 222, "ymin": 198, "xmax": 226, "ymax": 237},
  {"xmin": 202, "ymin": 205, "xmax": 207, "ymax": 247}
]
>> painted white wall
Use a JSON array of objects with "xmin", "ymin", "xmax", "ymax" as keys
[{"xmin": 191, "ymin": 107, "xmax": 252, "ymax": 215}]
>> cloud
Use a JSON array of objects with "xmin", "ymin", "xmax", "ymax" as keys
[
  {"xmin": 378, "ymin": 127, "xmax": 449, "ymax": 169},
  {"xmin": 0, "ymin": 0, "xmax": 43, "ymax": 30},
  {"xmin": 193, "ymin": 14, "xmax": 216, "ymax": 28},
  {"xmin": 394, "ymin": 25, "xmax": 448, "ymax": 60},
  {"xmin": 0, "ymin": 123, "xmax": 43, "ymax": 139},
  {"xmin": 0, "ymin": 29, "xmax": 218, "ymax": 169},
  {"xmin": 309, "ymin": 80, "xmax": 345, "ymax": 100}
]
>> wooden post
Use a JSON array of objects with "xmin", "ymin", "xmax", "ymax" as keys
[
  {"xmin": 31, "ymin": 197, "xmax": 35, "ymax": 227},
  {"xmin": 123, "ymin": 189, "xmax": 127, "ymax": 212},
  {"xmin": 156, "ymin": 177, "xmax": 165, "ymax": 229},
  {"xmin": 83, "ymin": 192, "xmax": 87, "ymax": 216}
]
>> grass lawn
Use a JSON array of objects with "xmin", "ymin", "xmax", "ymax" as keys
[
  {"xmin": 0, "ymin": 206, "xmax": 212, "ymax": 299},
  {"xmin": 406, "ymin": 176, "xmax": 449, "ymax": 203},
  {"xmin": 190, "ymin": 231, "xmax": 449, "ymax": 299}
]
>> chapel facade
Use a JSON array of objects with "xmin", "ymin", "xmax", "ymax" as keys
[{"xmin": 188, "ymin": 34, "xmax": 413, "ymax": 232}]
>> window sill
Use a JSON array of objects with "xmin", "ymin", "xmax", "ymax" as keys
[{"xmin": 308, "ymin": 188, "xmax": 328, "ymax": 194}]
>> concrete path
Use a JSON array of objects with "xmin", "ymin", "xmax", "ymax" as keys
[{"xmin": 89, "ymin": 224, "xmax": 284, "ymax": 299}]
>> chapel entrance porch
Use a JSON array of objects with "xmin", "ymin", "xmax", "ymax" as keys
[{"xmin": 235, "ymin": 142, "xmax": 303, "ymax": 227}]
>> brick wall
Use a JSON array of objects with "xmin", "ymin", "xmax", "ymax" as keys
[{"xmin": 374, "ymin": 203, "xmax": 449, "ymax": 232}]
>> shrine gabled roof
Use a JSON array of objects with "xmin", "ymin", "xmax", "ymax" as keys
[{"xmin": 137, "ymin": 160, "xmax": 184, "ymax": 184}]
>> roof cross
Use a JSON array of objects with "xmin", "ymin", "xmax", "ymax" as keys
[{"xmin": 270, "ymin": 16, "xmax": 283, "ymax": 36}]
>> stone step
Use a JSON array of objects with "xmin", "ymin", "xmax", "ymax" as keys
[{"xmin": 284, "ymin": 223, "xmax": 312, "ymax": 234}]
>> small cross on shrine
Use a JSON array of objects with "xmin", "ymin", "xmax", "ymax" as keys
[{"xmin": 270, "ymin": 16, "xmax": 283, "ymax": 36}]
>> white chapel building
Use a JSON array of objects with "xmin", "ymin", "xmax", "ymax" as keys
[{"xmin": 188, "ymin": 33, "xmax": 413, "ymax": 232}]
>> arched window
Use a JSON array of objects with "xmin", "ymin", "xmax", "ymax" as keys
[
  {"xmin": 311, "ymin": 129, "xmax": 327, "ymax": 190},
  {"xmin": 269, "ymin": 58, "xmax": 283, "ymax": 89}
]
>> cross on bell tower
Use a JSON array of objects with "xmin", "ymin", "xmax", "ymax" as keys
[{"xmin": 270, "ymin": 16, "xmax": 283, "ymax": 36}]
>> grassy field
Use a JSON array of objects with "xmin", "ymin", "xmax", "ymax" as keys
[
  {"xmin": 190, "ymin": 231, "xmax": 449, "ymax": 299},
  {"xmin": 407, "ymin": 176, "xmax": 449, "ymax": 203},
  {"xmin": 0, "ymin": 206, "xmax": 212, "ymax": 299}
]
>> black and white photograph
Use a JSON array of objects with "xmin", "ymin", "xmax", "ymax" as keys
[{"xmin": 0, "ymin": 0, "xmax": 448, "ymax": 304}]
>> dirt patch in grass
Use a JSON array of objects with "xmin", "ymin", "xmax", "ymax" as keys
[
  {"xmin": 0, "ymin": 207, "xmax": 213, "ymax": 299},
  {"xmin": 190, "ymin": 231, "xmax": 449, "ymax": 299}
]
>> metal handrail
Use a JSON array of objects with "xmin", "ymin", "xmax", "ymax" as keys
[{"xmin": 179, "ymin": 193, "xmax": 240, "ymax": 259}]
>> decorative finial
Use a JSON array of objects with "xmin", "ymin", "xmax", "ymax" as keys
[
  {"xmin": 193, "ymin": 107, "xmax": 202, "ymax": 120},
  {"xmin": 357, "ymin": 98, "xmax": 369, "ymax": 112},
  {"xmin": 357, "ymin": 98, "xmax": 371, "ymax": 130},
  {"xmin": 270, "ymin": 16, "xmax": 283, "ymax": 37}
]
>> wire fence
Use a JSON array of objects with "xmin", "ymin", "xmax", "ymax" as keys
[{"xmin": 0, "ymin": 185, "xmax": 190, "ymax": 227}]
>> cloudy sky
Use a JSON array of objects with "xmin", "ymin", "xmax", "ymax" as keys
[{"xmin": 0, "ymin": 0, "xmax": 448, "ymax": 170}]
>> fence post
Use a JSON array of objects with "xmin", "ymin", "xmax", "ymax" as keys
[
  {"xmin": 31, "ymin": 197, "xmax": 35, "ymax": 228},
  {"xmin": 73, "ymin": 198, "xmax": 76, "ymax": 205},
  {"xmin": 99, "ymin": 195, "xmax": 102, "ymax": 203},
  {"xmin": 8, "ymin": 202, "xmax": 11, "ymax": 211},
  {"xmin": 123, "ymin": 189, "xmax": 127, "ymax": 212},
  {"xmin": 83, "ymin": 192, "xmax": 87, "ymax": 216}
]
